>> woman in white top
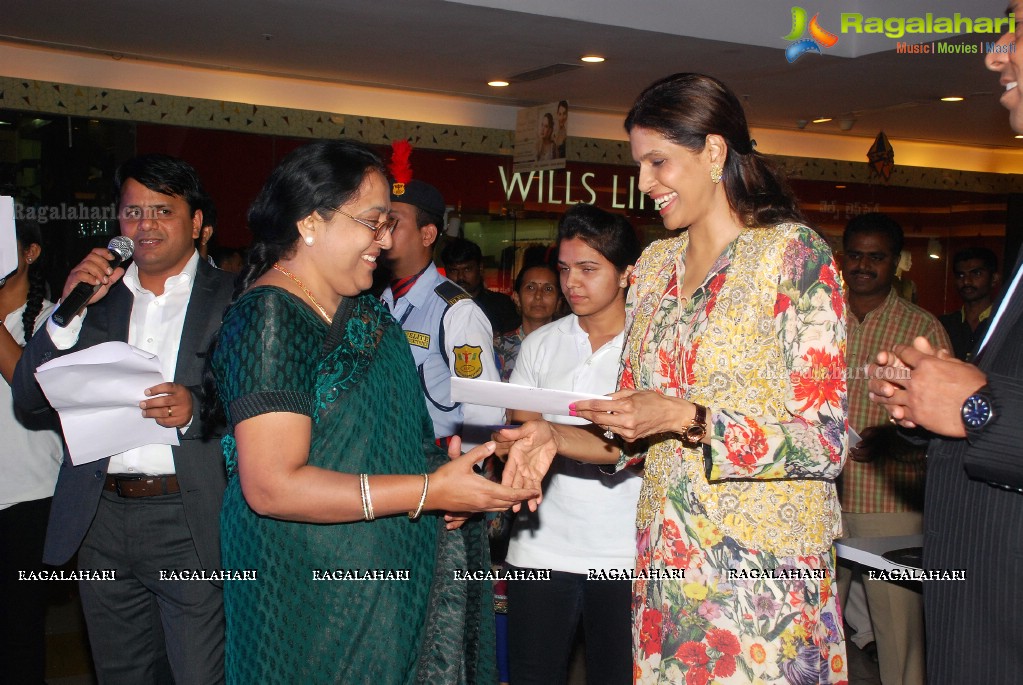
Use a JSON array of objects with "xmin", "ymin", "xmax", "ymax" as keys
[
  {"xmin": 505, "ymin": 203, "xmax": 642, "ymax": 685},
  {"xmin": 0, "ymin": 220, "xmax": 62, "ymax": 682}
]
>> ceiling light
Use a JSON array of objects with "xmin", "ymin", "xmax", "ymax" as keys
[
  {"xmin": 812, "ymin": 117, "xmax": 832, "ymax": 124},
  {"xmin": 580, "ymin": 55, "xmax": 605, "ymax": 63},
  {"xmin": 940, "ymin": 96, "xmax": 964, "ymax": 102},
  {"xmin": 928, "ymin": 238, "xmax": 942, "ymax": 259},
  {"xmin": 1016, "ymin": 134, "xmax": 1023, "ymax": 139},
  {"xmin": 835, "ymin": 185, "xmax": 846, "ymax": 189},
  {"xmin": 488, "ymin": 80, "xmax": 509, "ymax": 87}
]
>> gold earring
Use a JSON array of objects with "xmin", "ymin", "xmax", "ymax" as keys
[{"xmin": 710, "ymin": 164, "xmax": 723, "ymax": 184}]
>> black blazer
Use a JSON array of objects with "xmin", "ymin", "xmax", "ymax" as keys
[
  {"xmin": 12, "ymin": 259, "xmax": 235, "ymax": 569},
  {"xmin": 922, "ymin": 251, "xmax": 1023, "ymax": 683}
]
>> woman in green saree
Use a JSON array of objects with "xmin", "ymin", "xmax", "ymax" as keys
[{"xmin": 211, "ymin": 139, "xmax": 535, "ymax": 684}]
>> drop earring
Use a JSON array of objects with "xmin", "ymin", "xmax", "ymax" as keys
[
  {"xmin": 710, "ymin": 164, "xmax": 723, "ymax": 184},
  {"xmin": 304, "ymin": 235, "xmax": 314, "ymax": 246}
]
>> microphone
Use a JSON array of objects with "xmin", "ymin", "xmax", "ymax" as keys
[{"xmin": 52, "ymin": 236, "xmax": 135, "ymax": 327}]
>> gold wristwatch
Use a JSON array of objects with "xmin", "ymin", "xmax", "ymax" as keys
[{"xmin": 682, "ymin": 403, "xmax": 708, "ymax": 445}]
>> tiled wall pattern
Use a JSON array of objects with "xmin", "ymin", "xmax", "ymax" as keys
[{"xmin": 3, "ymin": 75, "xmax": 1022, "ymax": 194}]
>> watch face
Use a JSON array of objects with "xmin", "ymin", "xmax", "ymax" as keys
[
  {"xmin": 961, "ymin": 394, "xmax": 993, "ymax": 429},
  {"xmin": 685, "ymin": 425, "xmax": 706, "ymax": 443}
]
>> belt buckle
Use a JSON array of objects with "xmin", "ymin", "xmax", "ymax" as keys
[{"xmin": 112, "ymin": 477, "xmax": 131, "ymax": 497}]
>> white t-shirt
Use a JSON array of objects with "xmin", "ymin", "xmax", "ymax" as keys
[
  {"xmin": 505, "ymin": 314, "xmax": 641, "ymax": 574},
  {"xmin": 1, "ymin": 300, "xmax": 63, "ymax": 509}
]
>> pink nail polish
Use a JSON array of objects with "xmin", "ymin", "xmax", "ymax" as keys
[{"xmin": 568, "ymin": 408, "xmax": 577, "ymax": 416}]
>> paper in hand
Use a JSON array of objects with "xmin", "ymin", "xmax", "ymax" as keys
[
  {"xmin": 0, "ymin": 196, "xmax": 17, "ymax": 282},
  {"xmin": 35, "ymin": 341, "xmax": 180, "ymax": 465},
  {"xmin": 450, "ymin": 377, "xmax": 606, "ymax": 417}
]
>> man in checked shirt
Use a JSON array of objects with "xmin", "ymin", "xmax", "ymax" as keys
[{"xmin": 836, "ymin": 212, "xmax": 951, "ymax": 685}]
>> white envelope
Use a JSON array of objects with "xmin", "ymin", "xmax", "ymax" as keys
[{"xmin": 450, "ymin": 377, "xmax": 607, "ymax": 417}]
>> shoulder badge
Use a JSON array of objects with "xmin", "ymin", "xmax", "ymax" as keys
[
  {"xmin": 435, "ymin": 280, "xmax": 471, "ymax": 306},
  {"xmin": 452, "ymin": 345, "xmax": 484, "ymax": 378}
]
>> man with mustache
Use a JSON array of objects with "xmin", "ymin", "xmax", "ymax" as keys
[
  {"xmin": 12, "ymin": 154, "xmax": 233, "ymax": 683},
  {"xmin": 939, "ymin": 247, "xmax": 1000, "ymax": 361},
  {"xmin": 869, "ymin": 17, "xmax": 1023, "ymax": 681},
  {"xmin": 838, "ymin": 212, "xmax": 950, "ymax": 685},
  {"xmin": 441, "ymin": 237, "xmax": 520, "ymax": 336}
]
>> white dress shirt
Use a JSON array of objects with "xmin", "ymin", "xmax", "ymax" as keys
[{"xmin": 47, "ymin": 251, "xmax": 200, "ymax": 475}]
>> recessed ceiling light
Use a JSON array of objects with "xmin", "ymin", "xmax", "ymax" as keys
[
  {"xmin": 488, "ymin": 80, "xmax": 510, "ymax": 87},
  {"xmin": 580, "ymin": 55, "xmax": 605, "ymax": 63},
  {"xmin": 812, "ymin": 117, "xmax": 832, "ymax": 124},
  {"xmin": 941, "ymin": 96, "xmax": 964, "ymax": 102}
]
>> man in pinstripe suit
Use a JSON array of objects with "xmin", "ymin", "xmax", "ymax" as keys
[{"xmin": 869, "ymin": 15, "xmax": 1023, "ymax": 682}]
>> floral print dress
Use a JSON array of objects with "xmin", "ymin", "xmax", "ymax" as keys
[{"xmin": 617, "ymin": 225, "xmax": 848, "ymax": 685}]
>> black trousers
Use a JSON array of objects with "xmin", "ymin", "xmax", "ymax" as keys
[
  {"xmin": 0, "ymin": 496, "xmax": 52, "ymax": 684},
  {"xmin": 78, "ymin": 490, "xmax": 224, "ymax": 685},
  {"xmin": 507, "ymin": 568, "xmax": 632, "ymax": 685}
]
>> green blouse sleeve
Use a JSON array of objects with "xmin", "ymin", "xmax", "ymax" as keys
[{"xmin": 214, "ymin": 288, "xmax": 321, "ymax": 425}]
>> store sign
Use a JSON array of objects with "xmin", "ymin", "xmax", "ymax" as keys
[{"xmin": 497, "ymin": 167, "xmax": 649, "ymax": 210}]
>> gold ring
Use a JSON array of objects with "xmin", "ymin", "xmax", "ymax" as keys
[{"xmin": 167, "ymin": 407, "xmax": 173, "ymax": 417}]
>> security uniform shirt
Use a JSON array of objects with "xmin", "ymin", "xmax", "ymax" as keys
[{"xmin": 381, "ymin": 263, "xmax": 503, "ymax": 446}]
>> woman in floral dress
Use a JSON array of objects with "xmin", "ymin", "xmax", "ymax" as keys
[{"xmin": 500, "ymin": 73, "xmax": 848, "ymax": 684}]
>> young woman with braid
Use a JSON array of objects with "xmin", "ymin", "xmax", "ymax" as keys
[{"xmin": 0, "ymin": 220, "xmax": 63, "ymax": 683}]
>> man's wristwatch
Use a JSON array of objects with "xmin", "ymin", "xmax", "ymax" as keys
[
  {"xmin": 683, "ymin": 403, "xmax": 708, "ymax": 445},
  {"xmin": 961, "ymin": 386, "xmax": 995, "ymax": 435}
]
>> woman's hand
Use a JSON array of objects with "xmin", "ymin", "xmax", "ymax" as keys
[
  {"xmin": 498, "ymin": 420, "xmax": 561, "ymax": 512},
  {"xmin": 571, "ymin": 389, "xmax": 696, "ymax": 442},
  {"xmin": 429, "ymin": 440, "xmax": 539, "ymax": 528}
]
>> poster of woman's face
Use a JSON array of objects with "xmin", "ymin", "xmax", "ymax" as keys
[{"xmin": 513, "ymin": 100, "xmax": 568, "ymax": 171}]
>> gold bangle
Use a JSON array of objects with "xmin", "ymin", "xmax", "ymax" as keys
[
  {"xmin": 359, "ymin": 473, "xmax": 375, "ymax": 521},
  {"xmin": 409, "ymin": 473, "xmax": 429, "ymax": 520}
]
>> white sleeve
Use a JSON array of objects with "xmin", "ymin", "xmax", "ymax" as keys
[
  {"xmin": 442, "ymin": 298, "xmax": 505, "ymax": 447},
  {"xmin": 46, "ymin": 307, "xmax": 86, "ymax": 350}
]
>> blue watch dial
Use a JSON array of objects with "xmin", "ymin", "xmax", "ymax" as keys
[{"xmin": 961, "ymin": 393, "xmax": 993, "ymax": 429}]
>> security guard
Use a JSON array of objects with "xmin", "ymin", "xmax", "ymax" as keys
[{"xmin": 381, "ymin": 179, "xmax": 503, "ymax": 446}]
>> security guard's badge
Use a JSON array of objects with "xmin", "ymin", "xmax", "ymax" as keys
[
  {"xmin": 405, "ymin": 331, "xmax": 430, "ymax": 349},
  {"xmin": 452, "ymin": 345, "xmax": 484, "ymax": 379}
]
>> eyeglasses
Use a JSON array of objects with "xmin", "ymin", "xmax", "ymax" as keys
[{"xmin": 335, "ymin": 209, "xmax": 398, "ymax": 241}]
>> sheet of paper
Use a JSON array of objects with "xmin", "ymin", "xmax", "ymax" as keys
[
  {"xmin": 35, "ymin": 341, "xmax": 180, "ymax": 465},
  {"xmin": 0, "ymin": 196, "xmax": 17, "ymax": 280},
  {"xmin": 450, "ymin": 377, "xmax": 607, "ymax": 417}
]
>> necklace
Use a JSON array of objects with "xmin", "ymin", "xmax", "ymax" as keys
[{"xmin": 271, "ymin": 263, "xmax": 333, "ymax": 324}]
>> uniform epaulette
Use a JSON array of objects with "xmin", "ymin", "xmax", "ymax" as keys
[{"xmin": 435, "ymin": 280, "xmax": 471, "ymax": 306}]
